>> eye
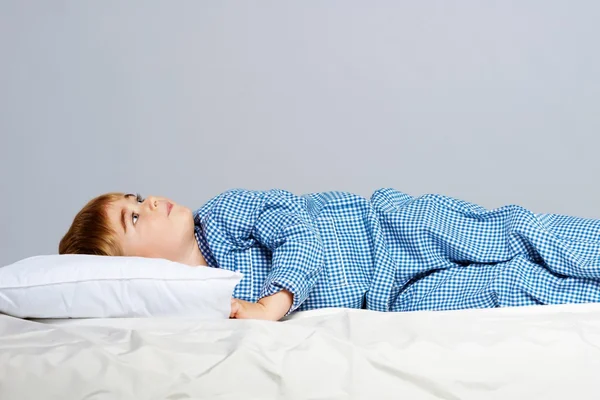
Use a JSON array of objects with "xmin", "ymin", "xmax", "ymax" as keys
[
  {"xmin": 132, "ymin": 213, "xmax": 139, "ymax": 225},
  {"xmin": 136, "ymin": 193, "xmax": 145, "ymax": 204}
]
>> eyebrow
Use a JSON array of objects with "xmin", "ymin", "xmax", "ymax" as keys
[{"xmin": 120, "ymin": 194, "xmax": 136, "ymax": 234}]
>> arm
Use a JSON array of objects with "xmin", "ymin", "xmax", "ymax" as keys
[{"xmin": 213, "ymin": 189, "xmax": 324, "ymax": 319}]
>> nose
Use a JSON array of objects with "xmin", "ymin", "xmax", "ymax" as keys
[{"xmin": 146, "ymin": 196, "xmax": 159, "ymax": 211}]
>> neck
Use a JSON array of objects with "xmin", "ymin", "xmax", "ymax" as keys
[{"xmin": 180, "ymin": 235, "xmax": 208, "ymax": 267}]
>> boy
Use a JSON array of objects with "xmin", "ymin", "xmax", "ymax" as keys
[{"xmin": 59, "ymin": 188, "xmax": 600, "ymax": 321}]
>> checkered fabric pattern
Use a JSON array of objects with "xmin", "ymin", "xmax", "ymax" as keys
[{"xmin": 194, "ymin": 188, "xmax": 600, "ymax": 314}]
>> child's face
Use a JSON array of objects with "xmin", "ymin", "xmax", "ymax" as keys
[{"xmin": 106, "ymin": 194, "xmax": 195, "ymax": 262}]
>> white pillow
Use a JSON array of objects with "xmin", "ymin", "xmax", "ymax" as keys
[{"xmin": 0, "ymin": 255, "xmax": 242, "ymax": 319}]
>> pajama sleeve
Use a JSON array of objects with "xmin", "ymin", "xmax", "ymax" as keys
[{"xmin": 213, "ymin": 188, "xmax": 325, "ymax": 314}]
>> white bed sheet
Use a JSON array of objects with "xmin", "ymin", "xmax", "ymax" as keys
[{"xmin": 2, "ymin": 303, "xmax": 600, "ymax": 399}]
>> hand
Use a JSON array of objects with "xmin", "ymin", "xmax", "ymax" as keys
[
  {"xmin": 230, "ymin": 298, "xmax": 271, "ymax": 320},
  {"xmin": 230, "ymin": 290, "xmax": 294, "ymax": 321}
]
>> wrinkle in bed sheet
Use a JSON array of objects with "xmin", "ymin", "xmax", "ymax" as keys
[{"xmin": 2, "ymin": 304, "xmax": 600, "ymax": 399}]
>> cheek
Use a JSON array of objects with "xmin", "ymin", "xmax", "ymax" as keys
[
  {"xmin": 139, "ymin": 211, "xmax": 192, "ymax": 248},
  {"xmin": 131, "ymin": 225, "xmax": 173, "ymax": 258},
  {"xmin": 146, "ymin": 215, "xmax": 185, "ymax": 244}
]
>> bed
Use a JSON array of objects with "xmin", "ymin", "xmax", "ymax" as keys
[{"xmin": 2, "ymin": 303, "xmax": 600, "ymax": 399}]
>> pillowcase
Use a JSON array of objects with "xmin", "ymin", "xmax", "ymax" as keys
[{"xmin": 0, "ymin": 254, "xmax": 242, "ymax": 319}]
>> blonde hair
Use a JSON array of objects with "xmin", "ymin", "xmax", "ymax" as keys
[{"xmin": 59, "ymin": 192, "xmax": 125, "ymax": 256}]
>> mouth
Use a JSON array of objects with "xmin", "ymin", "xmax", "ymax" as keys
[{"xmin": 167, "ymin": 202, "xmax": 173, "ymax": 216}]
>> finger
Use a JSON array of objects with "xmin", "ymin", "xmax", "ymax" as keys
[
  {"xmin": 229, "ymin": 300, "xmax": 236, "ymax": 318},
  {"xmin": 230, "ymin": 299, "xmax": 240, "ymax": 318}
]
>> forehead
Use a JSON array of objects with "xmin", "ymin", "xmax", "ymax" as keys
[{"xmin": 106, "ymin": 196, "xmax": 134, "ymax": 212}]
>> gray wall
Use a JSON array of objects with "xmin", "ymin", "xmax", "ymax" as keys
[{"xmin": 2, "ymin": 1, "xmax": 599, "ymax": 266}]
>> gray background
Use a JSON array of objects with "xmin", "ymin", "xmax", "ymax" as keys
[{"xmin": 1, "ymin": 1, "xmax": 599, "ymax": 266}]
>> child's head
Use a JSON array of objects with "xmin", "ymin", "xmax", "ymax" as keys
[{"xmin": 59, "ymin": 192, "xmax": 196, "ymax": 263}]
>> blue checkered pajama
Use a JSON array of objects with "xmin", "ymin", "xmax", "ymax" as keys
[{"xmin": 193, "ymin": 188, "xmax": 600, "ymax": 314}]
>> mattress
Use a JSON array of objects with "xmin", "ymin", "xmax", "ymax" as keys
[{"xmin": 2, "ymin": 303, "xmax": 600, "ymax": 399}]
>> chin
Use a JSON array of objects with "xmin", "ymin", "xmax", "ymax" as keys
[
  {"xmin": 173, "ymin": 203, "xmax": 191, "ymax": 215},
  {"xmin": 179, "ymin": 208, "xmax": 196, "ymax": 232},
  {"xmin": 179, "ymin": 206, "xmax": 194, "ymax": 220}
]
